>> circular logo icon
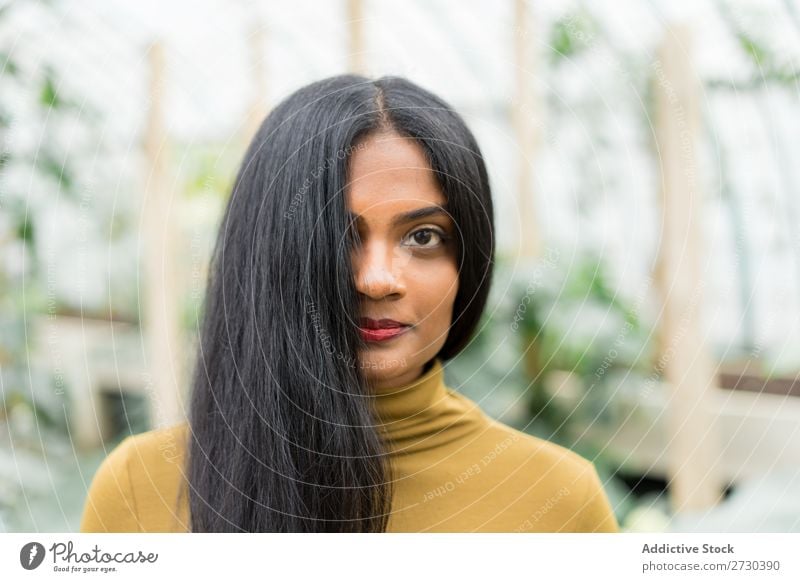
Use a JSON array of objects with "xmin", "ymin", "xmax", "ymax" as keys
[{"xmin": 20, "ymin": 542, "xmax": 46, "ymax": 570}]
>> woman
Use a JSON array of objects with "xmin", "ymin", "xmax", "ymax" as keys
[{"xmin": 80, "ymin": 75, "xmax": 619, "ymax": 533}]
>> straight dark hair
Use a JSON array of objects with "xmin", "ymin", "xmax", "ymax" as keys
[{"xmin": 186, "ymin": 74, "xmax": 495, "ymax": 532}]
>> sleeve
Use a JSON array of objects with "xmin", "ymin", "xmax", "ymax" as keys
[
  {"xmin": 79, "ymin": 436, "xmax": 142, "ymax": 532},
  {"xmin": 577, "ymin": 464, "xmax": 620, "ymax": 533}
]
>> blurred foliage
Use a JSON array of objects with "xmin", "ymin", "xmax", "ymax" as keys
[
  {"xmin": 548, "ymin": 8, "xmax": 598, "ymax": 62},
  {"xmin": 712, "ymin": 0, "xmax": 800, "ymax": 88},
  {"xmin": 448, "ymin": 250, "xmax": 656, "ymax": 528},
  {"xmin": 0, "ymin": 1, "xmax": 94, "ymax": 530},
  {"xmin": 2, "ymin": 0, "xmax": 797, "ymax": 533}
]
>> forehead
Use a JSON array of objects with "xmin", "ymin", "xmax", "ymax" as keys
[{"xmin": 346, "ymin": 131, "xmax": 445, "ymax": 212}]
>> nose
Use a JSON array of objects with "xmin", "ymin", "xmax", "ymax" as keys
[{"xmin": 353, "ymin": 240, "xmax": 407, "ymax": 300}]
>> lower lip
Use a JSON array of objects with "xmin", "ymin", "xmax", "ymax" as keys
[{"xmin": 358, "ymin": 326, "xmax": 411, "ymax": 343}]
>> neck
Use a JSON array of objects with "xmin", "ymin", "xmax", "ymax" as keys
[
  {"xmin": 368, "ymin": 360, "xmax": 427, "ymax": 392},
  {"xmin": 367, "ymin": 357, "xmax": 485, "ymax": 455},
  {"xmin": 369, "ymin": 358, "xmax": 447, "ymax": 424}
]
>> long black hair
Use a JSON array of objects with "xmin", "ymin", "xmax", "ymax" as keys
[{"xmin": 186, "ymin": 74, "xmax": 495, "ymax": 532}]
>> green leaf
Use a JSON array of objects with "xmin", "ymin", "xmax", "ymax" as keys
[
  {"xmin": 37, "ymin": 152, "xmax": 74, "ymax": 192},
  {"xmin": 736, "ymin": 32, "xmax": 769, "ymax": 67},
  {"xmin": 0, "ymin": 52, "xmax": 18, "ymax": 76},
  {"xmin": 17, "ymin": 214, "xmax": 34, "ymax": 245},
  {"xmin": 39, "ymin": 72, "xmax": 62, "ymax": 109}
]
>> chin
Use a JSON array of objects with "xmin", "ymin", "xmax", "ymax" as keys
[{"xmin": 358, "ymin": 351, "xmax": 410, "ymax": 373}]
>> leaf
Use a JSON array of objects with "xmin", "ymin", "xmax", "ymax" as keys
[
  {"xmin": 39, "ymin": 72, "xmax": 62, "ymax": 109},
  {"xmin": 16, "ymin": 214, "xmax": 34, "ymax": 246},
  {"xmin": 736, "ymin": 32, "xmax": 769, "ymax": 67},
  {"xmin": 37, "ymin": 152, "xmax": 74, "ymax": 192},
  {"xmin": 0, "ymin": 52, "xmax": 18, "ymax": 76}
]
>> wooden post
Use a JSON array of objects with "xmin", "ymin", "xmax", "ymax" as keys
[
  {"xmin": 347, "ymin": 0, "xmax": 365, "ymax": 75},
  {"xmin": 512, "ymin": 0, "xmax": 541, "ymax": 259},
  {"xmin": 653, "ymin": 25, "xmax": 725, "ymax": 513},
  {"xmin": 245, "ymin": 23, "xmax": 268, "ymax": 144},
  {"xmin": 142, "ymin": 41, "xmax": 185, "ymax": 429}
]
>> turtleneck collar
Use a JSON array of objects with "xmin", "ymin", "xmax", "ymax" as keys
[
  {"xmin": 370, "ymin": 357, "xmax": 449, "ymax": 425},
  {"xmin": 368, "ymin": 358, "xmax": 488, "ymax": 455}
]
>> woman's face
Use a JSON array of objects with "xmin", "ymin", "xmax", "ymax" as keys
[{"xmin": 346, "ymin": 130, "xmax": 459, "ymax": 391}]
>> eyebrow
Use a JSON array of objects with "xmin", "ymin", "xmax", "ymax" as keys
[{"xmin": 347, "ymin": 205, "xmax": 450, "ymax": 228}]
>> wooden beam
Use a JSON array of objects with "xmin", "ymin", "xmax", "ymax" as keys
[
  {"xmin": 512, "ymin": 0, "xmax": 541, "ymax": 259},
  {"xmin": 653, "ymin": 24, "xmax": 725, "ymax": 513},
  {"xmin": 245, "ymin": 23, "xmax": 268, "ymax": 143},
  {"xmin": 347, "ymin": 0, "xmax": 366, "ymax": 75},
  {"xmin": 142, "ymin": 41, "xmax": 185, "ymax": 429}
]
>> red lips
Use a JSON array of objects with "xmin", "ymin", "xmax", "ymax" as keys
[{"xmin": 358, "ymin": 318, "xmax": 411, "ymax": 342}]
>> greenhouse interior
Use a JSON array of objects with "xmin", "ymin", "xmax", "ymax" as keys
[{"xmin": 1, "ymin": 0, "xmax": 800, "ymax": 533}]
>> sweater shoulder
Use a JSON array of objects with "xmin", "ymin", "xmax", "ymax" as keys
[
  {"xmin": 480, "ymin": 417, "xmax": 596, "ymax": 483},
  {"xmin": 497, "ymin": 423, "xmax": 619, "ymax": 532},
  {"xmin": 80, "ymin": 423, "xmax": 190, "ymax": 533},
  {"xmin": 448, "ymin": 389, "xmax": 593, "ymax": 475},
  {"xmin": 454, "ymin": 403, "xmax": 619, "ymax": 532},
  {"xmin": 123, "ymin": 422, "xmax": 190, "ymax": 473}
]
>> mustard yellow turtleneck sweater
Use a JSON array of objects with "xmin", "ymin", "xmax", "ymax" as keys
[{"xmin": 80, "ymin": 359, "xmax": 619, "ymax": 533}]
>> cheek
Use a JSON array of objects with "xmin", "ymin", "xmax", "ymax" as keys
[{"xmin": 412, "ymin": 261, "xmax": 459, "ymax": 328}]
